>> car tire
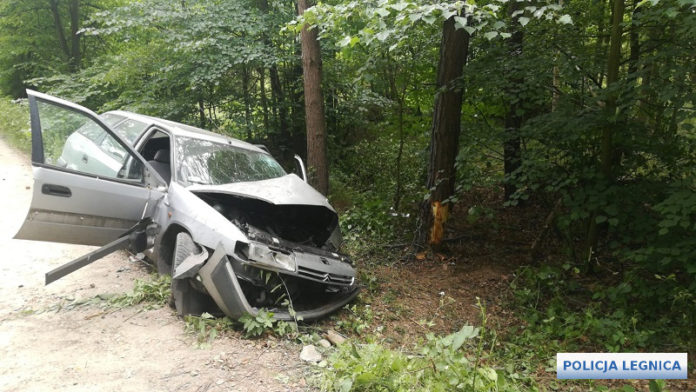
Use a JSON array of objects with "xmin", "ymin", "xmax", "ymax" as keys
[{"xmin": 170, "ymin": 232, "xmax": 216, "ymax": 316}]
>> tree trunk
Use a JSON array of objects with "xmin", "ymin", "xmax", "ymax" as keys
[
  {"xmin": 68, "ymin": 0, "xmax": 81, "ymax": 70},
  {"xmin": 503, "ymin": 2, "xmax": 524, "ymax": 202},
  {"xmin": 628, "ymin": 3, "xmax": 640, "ymax": 79},
  {"xmin": 49, "ymin": 0, "xmax": 71, "ymax": 64},
  {"xmin": 270, "ymin": 64, "xmax": 290, "ymax": 143},
  {"xmin": 551, "ymin": 1, "xmax": 562, "ymax": 111},
  {"xmin": 289, "ymin": 41, "xmax": 306, "ymax": 153},
  {"xmin": 414, "ymin": 15, "xmax": 470, "ymax": 247},
  {"xmin": 386, "ymin": 56, "xmax": 408, "ymax": 211},
  {"xmin": 241, "ymin": 65, "xmax": 252, "ymax": 140},
  {"xmin": 258, "ymin": 68, "xmax": 270, "ymax": 133},
  {"xmin": 601, "ymin": 0, "xmax": 624, "ymax": 179},
  {"xmin": 298, "ymin": 0, "xmax": 329, "ymax": 195},
  {"xmin": 198, "ymin": 98, "xmax": 206, "ymax": 128},
  {"xmin": 255, "ymin": 0, "xmax": 282, "ymax": 144},
  {"xmin": 586, "ymin": 0, "xmax": 624, "ymax": 260},
  {"xmin": 595, "ymin": 0, "xmax": 609, "ymax": 87}
]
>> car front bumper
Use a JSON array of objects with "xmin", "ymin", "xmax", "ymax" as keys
[{"xmin": 198, "ymin": 245, "xmax": 360, "ymax": 321}]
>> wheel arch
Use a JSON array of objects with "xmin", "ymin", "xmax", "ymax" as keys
[{"xmin": 157, "ymin": 223, "xmax": 190, "ymax": 274}]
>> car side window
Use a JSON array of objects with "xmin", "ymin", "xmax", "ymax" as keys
[
  {"xmin": 113, "ymin": 118, "xmax": 148, "ymax": 144},
  {"xmin": 37, "ymin": 100, "xmax": 144, "ymax": 182}
]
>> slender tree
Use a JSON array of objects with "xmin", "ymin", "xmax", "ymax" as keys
[
  {"xmin": 503, "ymin": 2, "xmax": 524, "ymax": 201},
  {"xmin": 48, "ymin": 0, "xmax": 82, "ymax": 71},
  {"xmin": 415, "ymin": 15, "xmax": 470, "ymax": 247},
  {"xmin": 298, "ymin": 0, "xmax": 329, "ymax": 195},
  {"xmin": 586, "ymin": 0, "xmax": 625, "ymax": 259}
]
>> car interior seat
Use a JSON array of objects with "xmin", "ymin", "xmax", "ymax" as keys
[{"xmin": 148, "ymin": 149, "xmax": 171, "ymax": 184}]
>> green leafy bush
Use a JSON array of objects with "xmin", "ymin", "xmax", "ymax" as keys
[
  {"xmin": 320, "ymin": 326, "xmax": 526, "ymax": 392},
  {"xmin": 0, "ymin": 97, "xmax": 30, "ymax": 152},
  {"xmin": 508, "ymin": 263, "xmax": 693, "ymax": 354},
  {"xmin": 239, "ymin": 309, "xmax": 276, "ymax": 338},
  {"xmin": 108, "ymin": 274, "xmax": 171, "ymax": 308},
  {"xmin": 336, "ymin": 304, "xmax": 374, "ymax": 335},
  {"xmin": 184, "ymin": 312, "xmax": 235, "ymax": 348},
  {"xmin": 328, "ymin": 121, "xmax": 427, "ymax": 246}
]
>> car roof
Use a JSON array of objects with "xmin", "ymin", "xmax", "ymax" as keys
[{"xmin": 105, "ymin": 110, "xmax": 266, "ymax": 154}]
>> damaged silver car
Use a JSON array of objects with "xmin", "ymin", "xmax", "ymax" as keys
[{"xmin": 15, "ymin": 90, "xmax": 359, "ymax": 320}]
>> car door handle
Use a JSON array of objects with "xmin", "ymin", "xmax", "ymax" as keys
[
  {"xmin": 42, "ymin": 184, "xmax": 72, "ymax": 197},
  {"xmin": 81, "ymin": 154, "xmax": 88, "ymax": 164}
]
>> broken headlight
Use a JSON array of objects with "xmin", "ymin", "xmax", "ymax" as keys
[{"xmin": 236, "ymin": 241, "xmax": 297, "ymax": 272}]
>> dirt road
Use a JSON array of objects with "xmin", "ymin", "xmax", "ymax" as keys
[{"xmin": 0, "ymin": 138, "xmax": 308, "ymax": 391}]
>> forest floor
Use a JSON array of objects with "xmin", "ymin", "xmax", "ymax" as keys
[
  {"xmin": 322, "ymin": 190, "xmax": 696, "ymax": 391},
  {"xmin": 0, "ymin": 138, "xmax": 309, "ymax": 392}
]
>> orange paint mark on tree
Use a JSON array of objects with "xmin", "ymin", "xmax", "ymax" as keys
[{"xmin": 429, "ymin": 201, "xmax": 449, "ymax": 246}]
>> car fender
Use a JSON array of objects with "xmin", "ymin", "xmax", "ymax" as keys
[{"xmin": 163, "ymin": 182, "xmax": 247, "ymax": 254}]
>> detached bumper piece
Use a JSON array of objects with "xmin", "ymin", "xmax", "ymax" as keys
[
  {"xmin": 198, "ymin": 245, "xmax": 360, "ymax": 321},
  {"xmin": 45, "ymin": 218, "xmax": 157, "ymax": 285}
]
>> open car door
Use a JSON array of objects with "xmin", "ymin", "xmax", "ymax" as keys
[{"xmin": 14, "ymin": 90, "xmax": 165, "ymax": 246}]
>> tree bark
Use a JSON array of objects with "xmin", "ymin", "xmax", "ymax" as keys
[
  {"xmin": 298, "ymin": 0, "xmax": 329, "ymax": 195},
  {"xmin": 414, "ymin": 15, "xmax": 470, "ymax": 247},
  {"xmin": 601, "ymin": 0, "xmax": 624, "ymax": 179},
  {"xmin": 68, "ymin": 0, "xmax": 81, "ymax": 70},
  {"xmin": 386, "ymin": 55, "xmax": 408, "ymax": 211},
  {"xmin": 258, "ymin": 68, "xmax": 270, "ymax": 133},
  {"xmin": 49, "ymin": 0, "xmax": 71, "ymax": 63},
  {"xmin": 503, "ymin": 2, "xmax": 524, "ymax": 202},
  {"xmin": 270, "ymin": 64, "xmax": 289, "ymax": 143},
  {"xmin": 595, "ymin": 0, "xmax": 609, "ymax": 87},
  {"xmin": 586, "ymin": 0, "xmax": 624, "ymax": 260},
  {"xmin": 198, "ymin": 98, "xmax": 206, "ymax": 128},
  {"xmin": 241, "ymin": 65, "xmax": 252, "ymax": 140}
]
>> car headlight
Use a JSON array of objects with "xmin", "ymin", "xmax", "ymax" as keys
[
  {"xmin": 325, "ymin": 224, "xmax": 343, "ymax": 251},
  {"xmin": 246, "ymin": 242, "xmax": 297, "ymax": 272}
]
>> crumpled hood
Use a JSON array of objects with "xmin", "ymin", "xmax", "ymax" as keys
[{"xmin": 186, "ymin": 174, "xmax": 335, "ymax": 211}]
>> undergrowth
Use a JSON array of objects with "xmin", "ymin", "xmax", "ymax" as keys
[
  {"xmin": 184, "ymin": 312, "xmax": 237, "ymax": 348},
  {"xmin": 318, "ymin": 300, "xmax": 532, "ymax": 392},
  {"xmin": 508, "ymin": 263, "xmax": 695, "ymax": 356},
  {"xmin": 0, "ymin": 97, "xmax": 30, "ymax": 152},
  {"xmin": 183, "ymin": 308, "xmax": 301, "ymax": 348},
  {"xmin": 108, "ymin": 274, "xmax": 172, "ymax": 308}
]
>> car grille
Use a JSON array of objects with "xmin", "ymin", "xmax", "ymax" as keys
[{"xmin": 297, "ymin": 266, "xmax": 354, "ymax": 286}]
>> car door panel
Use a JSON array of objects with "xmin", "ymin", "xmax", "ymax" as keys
[
  {"xmin": 15, "ymin": 166, "xmax": 153, "ymax": 245},
  {"xmin": 15, "ymin": 90, "xmax": 164, "ymax": 246}
]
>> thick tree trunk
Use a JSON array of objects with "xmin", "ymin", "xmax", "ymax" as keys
[
  {"xmin": 298, "ymin": 0, "xmax": 329, "ymax": 195},
  {"xmin": 503, "ymin": 2, "xmax": 524, "ymax": 202},
  {"xmin": 414, "ymin": 15, "xmax": 470, "ymax": 247}
]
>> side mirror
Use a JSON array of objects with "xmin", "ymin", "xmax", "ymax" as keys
[{"xmin": 293, "ymin": 154, "xmax": 307, "ymax": 182}]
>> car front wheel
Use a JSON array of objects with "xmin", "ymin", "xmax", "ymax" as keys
[{"xmin": 170, "ymin": 232, "xmax": 217, "ymax": 316}]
